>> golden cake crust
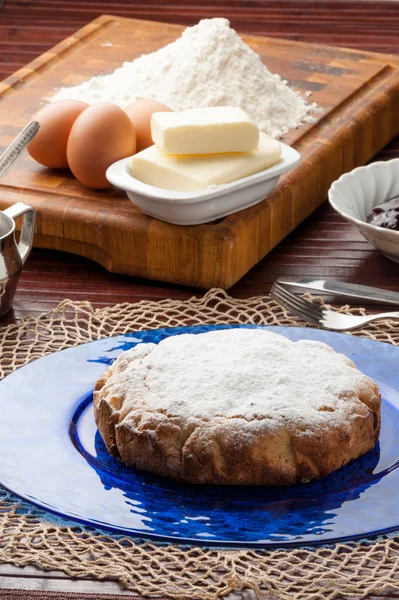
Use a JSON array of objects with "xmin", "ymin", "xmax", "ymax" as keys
[{"xmin": 93, "ymin": 329, "xmax": 381, "ymax": 486}]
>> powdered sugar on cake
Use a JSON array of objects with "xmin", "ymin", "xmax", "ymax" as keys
[
  {"xmin": 96, "ymin": 328, "xmax": 380, "ymax": 485},
  {"xmin": 106, "ymin": 329, "xmax": 371, "ymax": 431}
]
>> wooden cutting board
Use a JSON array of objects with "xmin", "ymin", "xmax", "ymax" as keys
[{"xmin": 0, "ymin": 15, "xmax": 399, "ymax": 289}]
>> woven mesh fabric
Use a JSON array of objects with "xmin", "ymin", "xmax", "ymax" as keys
[{"xmin": 1, "ymin": 289, "xmax": 399, "ymax": 599}]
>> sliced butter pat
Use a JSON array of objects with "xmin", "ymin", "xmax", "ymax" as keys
[
  {"xmin": 131, "ymin": 133, "xmax": 282, "ymax": 192},
  {"xmin": 151, "ymin": 106, "xmax": 259, "ymax": 155}
]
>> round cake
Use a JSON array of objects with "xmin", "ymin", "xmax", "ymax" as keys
[{"xmin": 93, "ymin": 329, "xmax": 381, "ymax": 485}]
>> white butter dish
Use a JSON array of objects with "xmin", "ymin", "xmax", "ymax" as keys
[{"xmin": 106, "ymin": 142, "xmax": 300, "ymax": 226}]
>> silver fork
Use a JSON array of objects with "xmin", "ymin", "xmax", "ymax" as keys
[{"xmin": 271, "ymin": 282, "xmax": 399, "ymax": 331}]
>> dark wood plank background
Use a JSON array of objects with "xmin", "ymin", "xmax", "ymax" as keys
[
  {"xmin": 1, "ymin": 1, "xmax": 399, "ymax": 597},
  {"xmin": 1, "ymin": 0, "xmax": 399, "ymax": 325}
]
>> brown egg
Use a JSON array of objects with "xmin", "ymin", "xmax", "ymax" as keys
[
  {"xmin": 27, "ymin": 100, "xmax": 88, "ymax": 168},
  {"xmin": 67, "ymin": 102, "xmax": 136, "ymax": 189},
  {"xmin": 124, "ymin": 98, "xmax": 171, "ymax": 152}
]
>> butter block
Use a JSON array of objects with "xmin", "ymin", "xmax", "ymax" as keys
[
  {"xmin": 131, "ymin": 133, "xmax": 281, "ymax": 192},
  {"xmin": 151, "ymin": 106, "xmax": 259, "ymax": 155}
]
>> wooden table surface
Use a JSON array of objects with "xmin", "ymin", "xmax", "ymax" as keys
[
  {"xmin": 1, "ymin": 0, "xmax": 399, "ymax": 326},
  {"xmin": 1, "ymin": 0, "xmax": 399, "ymax": 598}
]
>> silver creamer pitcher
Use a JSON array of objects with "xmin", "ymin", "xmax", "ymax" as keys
[{"xmin": 0, "ymin": 203, "xmax": 36, "ymax": 317}]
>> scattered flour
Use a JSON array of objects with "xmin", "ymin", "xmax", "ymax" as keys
[
  {"xmin": 51, "ymin": 18, "xmax": 317, "ymax": 138},
  {"xmin": 108, "ymin": 328, "xmax": 371, "ymax": 430}
]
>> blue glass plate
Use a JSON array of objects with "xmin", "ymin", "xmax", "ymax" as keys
[{"xmin": 0, "ymin": 324, "xmax": 399, "ymax": 548}]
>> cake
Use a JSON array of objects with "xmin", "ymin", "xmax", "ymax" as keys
[{"xmin": 93, "ymin": 328, "xmax": 381, "ymax": 485}]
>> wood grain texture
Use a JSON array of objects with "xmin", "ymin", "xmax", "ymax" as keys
[
  {"xmin": 1, "ymin": 1, "xmax": 399, "ymax": 598},
  {"xmin": 1, "ymin": 14, "xmax": 399, "ymax": 288},
  {"xmin": 0, "ymin": 0, "xmax": 397, "ymax": 321}
]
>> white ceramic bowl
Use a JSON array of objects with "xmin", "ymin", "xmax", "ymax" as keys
[
  {"xmin": 106, "ymin": 142, "xmax": 300, "ymax": 226},
  {"xmin": 329, "ymin": 159, "xmax": 399, "ymax": 264}
]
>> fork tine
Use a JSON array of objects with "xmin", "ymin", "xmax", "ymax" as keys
[
  {"xmin": 271, "ymin": 284, "xmax": 321, "ymax": 326},
  {"xmin": 271, "ymin": 284, "xmax": 399, "ymax": 332},
  {"xmin": 272, "ymin": 284, "xmax": 324, "ymax": 316},
  {"xmin": 271, "ymin": 283, "xmax": 324, "ymax": 320},
  {"xmin": 271, "ymin": 289, "xmax": 320, "ymax": 327}
]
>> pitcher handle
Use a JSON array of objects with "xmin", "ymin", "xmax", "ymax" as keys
[{"xmin": 3, "ymin": 202, "xmax": 36, "ymax": 266}]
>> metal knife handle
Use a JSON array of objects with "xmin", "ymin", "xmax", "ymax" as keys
[
  {"xmin": 276, "ymin": 277, "xmax": 399, "ymax": 307},
  {"xmin": 0, "ymin": 121, "xmax": 40, "ymax": 180}
]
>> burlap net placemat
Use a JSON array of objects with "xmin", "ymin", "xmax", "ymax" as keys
[{"xmin": 1, "ymin": 288, "xmax": 399, "ymax": 600}]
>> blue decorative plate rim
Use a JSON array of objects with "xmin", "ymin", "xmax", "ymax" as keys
[{"xmin": 0, "ymin": 323, "xmax": 399, "ymax": 548}]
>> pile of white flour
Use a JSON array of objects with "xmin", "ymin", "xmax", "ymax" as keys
[{"xmin": 51, "ymin": 18, "xmax": 317, "ymax": 138}]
